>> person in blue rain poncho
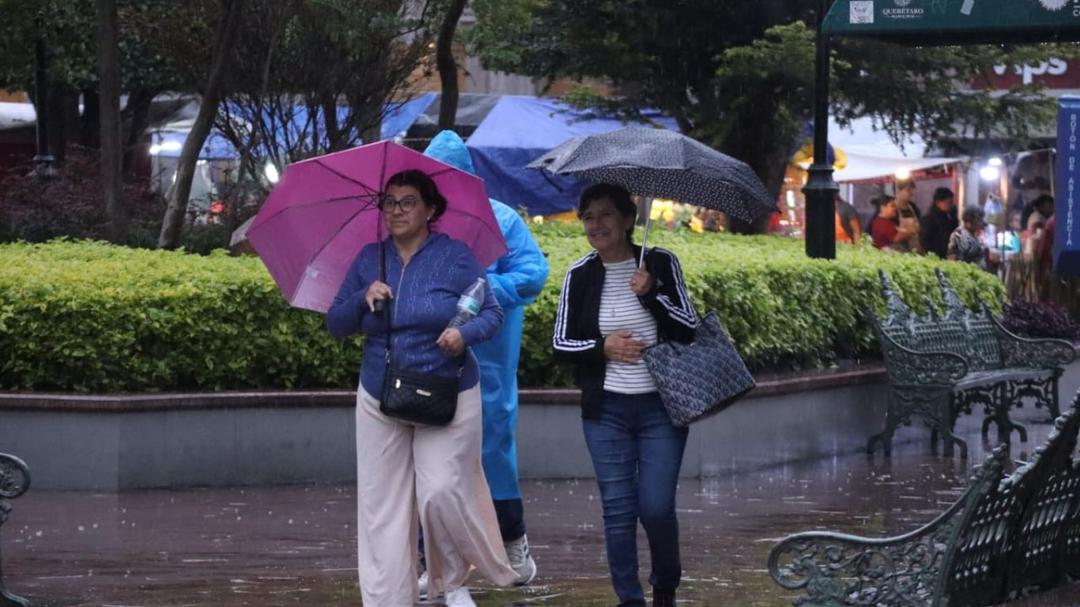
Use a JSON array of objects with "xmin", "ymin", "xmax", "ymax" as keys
[{"xmin": 423, "ymin": 130, "xmax": 549, "ymax": 586}]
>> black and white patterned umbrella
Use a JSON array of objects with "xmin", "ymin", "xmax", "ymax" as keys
[{"xmin": 527, "ymin": 127, "xmax": 775, "ymax": 223}]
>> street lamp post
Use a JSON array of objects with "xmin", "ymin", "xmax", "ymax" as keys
[
  {"xmin": 31, "ymin": 23, "xmax": 55, "ymax": 178},
  {"xmin": 804, "ymin": 0, "xmax": 838, "ymax": 259}
]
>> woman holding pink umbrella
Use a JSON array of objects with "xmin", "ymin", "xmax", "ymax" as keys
[{"xmin": 327, "ymin": 169, "xmax": 516, "ymax": 607}]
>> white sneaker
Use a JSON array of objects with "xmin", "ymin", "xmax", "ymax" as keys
[
  {"xmin": 444, "ymin": 586, "xmax": 477, "ymax": 607},
  {"xmin": 417, "ymin": 570, "xmax": 429, "ymax": 599},
  {"xmin": 504, "ymin": 534, "xmax": 538, "ymax": 585}
]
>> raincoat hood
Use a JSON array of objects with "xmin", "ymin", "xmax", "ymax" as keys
[{"xmin": 423, "ymin": 130, "xmax": 476, "ymax": 175}]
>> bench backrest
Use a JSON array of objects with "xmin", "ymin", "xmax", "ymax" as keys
[
  {"xmin": 876, "ymin": 270, "xmax": 1003, "ymax": 371},
  {"xmin": 939, "ymin": 445, "xmax": 1022, "ymax": 605},
  {"xmin": 944, "ymin": 394, "xmax": 1080, "ymax": 604},
  {"xmin": 1005, "ymin": 401, "xmax": 1080, "ymax": 596}
]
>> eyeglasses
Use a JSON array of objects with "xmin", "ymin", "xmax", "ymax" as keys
[{"xmin": 379, "ymin": 195, "xmax": 421, "ymax": 213}]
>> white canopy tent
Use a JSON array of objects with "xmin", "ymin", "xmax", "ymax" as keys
[
  {"xmin": 0, "ymin": 102, "xmax": 35, "ymax": 131},
  {"xmin": 798, "ymin": 116, "xmax": 965, "ymax": 183}
]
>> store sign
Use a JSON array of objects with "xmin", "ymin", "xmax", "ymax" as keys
[
  {"xmin": 1054, "ymin": 97, "xmax": 1080, "ymax": 276},
  {"xmin": 825, "ymin": 0, "xmax": 1080, "ymax": 42},
  {"xmin": 973, "ymin": 58, "xmax": 1080, "ymax": 90}
]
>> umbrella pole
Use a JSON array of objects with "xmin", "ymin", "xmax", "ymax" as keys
[{"xmin": 638, "ymin": 197, "xmax": 653, "ymax": 267}]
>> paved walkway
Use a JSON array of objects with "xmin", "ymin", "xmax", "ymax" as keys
[{"xmin": 6, "ymin": 405, "xmax": 1080, "ymax": 606}]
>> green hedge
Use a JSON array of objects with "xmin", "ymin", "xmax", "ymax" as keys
[
  {"xmin": 0, "ymin": 241, "xmax": 360, "ymax": 392},
  {"xmin": 0, "ymin": 232, "xmax": 1004, "ymax": 392},
  {"xmin": 522, "ymin": 223, "xmax": 1005, "ymax": 386}
]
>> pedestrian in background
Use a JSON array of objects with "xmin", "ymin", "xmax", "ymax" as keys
[
  {"xmin": 893, "ymin": 178, "xmax": 922, "ymax": 253},
  {"xmin": 920, "ymin": 187, "xmax": 958, "ymax": 259},
  {"xmin": 869, "ymin": 195, "xmax": 907, "ymax": 251},
  {"xmin": 834, "ymin": 195, "xmax": 862, "ymax": 244},
  {"xmin": 424, "ymin": 131, "xmax": 549, "ymax": 588},
  {"xmin": 948, "ymin": 207, "xmax": 994, "ymax": 271}
]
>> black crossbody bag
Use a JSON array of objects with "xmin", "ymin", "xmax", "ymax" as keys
[{"xmin": 376, "ymin": 240, "xmax": 460, "ymax": 426}]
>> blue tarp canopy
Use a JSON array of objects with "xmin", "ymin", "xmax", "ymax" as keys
[
  {"xmin": 151, "ymin": 93, "xmax": 681, "ymax": 216},
  {"xmin": 382, "ymin": 92, "xmax": 438, "ymax": 140},
  {"xmin": 153, "ymin": 94, "xmax": 438, "ymax": 160},
  {"xmin": 152, "ymin": 129, "xmax": 238, "ymax": 160},
  {"xmin": 466, "ymin": 96, "xmax": 679, "ymax": 216}
]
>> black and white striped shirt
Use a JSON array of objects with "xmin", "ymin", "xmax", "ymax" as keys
[{"xmin": 599, "ymin": 259, "xmax": 658, "ymax": 393}]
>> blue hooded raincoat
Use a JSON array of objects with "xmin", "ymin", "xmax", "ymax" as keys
[{"xmin": 424, "ymin": 131, "xmax": 549, "ymax": 500}]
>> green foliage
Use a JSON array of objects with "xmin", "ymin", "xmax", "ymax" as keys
[
  {"xmin": 524, "ymin": 223, "xmax": 1005, "ymax": 382},
  {"xmin": 0, "ymin": 240, "xmax": 359, "ymax": 392},
  {"xmin": 215, "ymin": 0, "xmax": 432, "ymax": 164},
  {"xmin": 0, "ymin": 234, "xmax": 1004, "ymax": 392},
  {"xmin": 0, "ymin": 0, "xmax": 191, "ymax": 94},
  {"xmin": 467, "ymin": 0, "xmax": 1073, "ymax": 192}
]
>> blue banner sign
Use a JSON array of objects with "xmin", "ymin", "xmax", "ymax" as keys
[{"xmin": 1055, "ymin": 96, "xmax": 1080, "ymax": 277}]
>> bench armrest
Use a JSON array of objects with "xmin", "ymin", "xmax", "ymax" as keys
[
  {"xmin": 0, "ymin": 453, "xmax": 30, "ymax": 528},
  {"xmin": 990, "ymin": 316, "xmax": 1076, "ymax": 369},
  {"xmin": 878, "ymin": 330, "xmax": 969, "ymax": 386},
  {"xmin": 768, "ymin": 497, "xmax": 966, "ymax": 605},
  {"xmin": 0, "ymin": 453, "xmax": 29, "ymax": 501}
]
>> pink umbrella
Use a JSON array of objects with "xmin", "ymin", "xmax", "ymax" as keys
[{"xmin": 248, "ymin": 140, "xmax": 507, "ymax": 313}]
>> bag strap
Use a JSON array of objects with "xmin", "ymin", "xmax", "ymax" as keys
[{"xmin": 379, "ymin": 233, "xmax": 394, "ymax": 366}]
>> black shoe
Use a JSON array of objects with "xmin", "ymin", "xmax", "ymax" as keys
[{"xmin": 652, "ymin": 588, "xmax": 675, "ymax": 607}]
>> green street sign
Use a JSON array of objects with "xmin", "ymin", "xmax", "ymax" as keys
[{"xmin": 823, "ymin": 0, "xmax": 1080, "ymax": 44}]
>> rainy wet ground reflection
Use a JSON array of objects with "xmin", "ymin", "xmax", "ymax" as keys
[{"xmin": 7, "ymin": 408, "xmax": 1080, "ymax": 606}]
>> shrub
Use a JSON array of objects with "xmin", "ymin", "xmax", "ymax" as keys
[
  {"xmin": 0, "ymin": 241, "xmax": 359, "ymax": 392},
  {"xmin": 1001, "ymin": 299, "xmax": 1080, "ymax": 341},
  {"xmin": 0, "ymin": 231, "xmax": 1004, "ymax": 392},
  {"xmin": 523, "ymin": 224, "xmax": 1005, "ymax": 384},
  {"xmin": 0, "ymin": 148, "xmax": 164, "ymax": 246}
]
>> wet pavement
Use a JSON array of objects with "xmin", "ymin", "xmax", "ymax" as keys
[{"xmin": 7, "ymin": 406, "xmax": 1080, "ymax": 606}]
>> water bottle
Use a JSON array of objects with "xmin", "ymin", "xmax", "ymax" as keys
[{"xmin": 448, "ymin": 278, "xmax": 486, "ymax": 328}]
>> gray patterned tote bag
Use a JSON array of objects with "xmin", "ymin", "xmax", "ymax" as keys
[{"xmin": 643, "ymin": 311, "xmax": 755, "ymax": 427}]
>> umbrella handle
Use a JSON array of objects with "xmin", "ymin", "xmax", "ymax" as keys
[
  {"xmin": 638, "ymin": 198, "xmax": 652, "ymax": 267},
  {"xmin": 374, "ymin": 208, "xmax": 387, "ymax": 316}
]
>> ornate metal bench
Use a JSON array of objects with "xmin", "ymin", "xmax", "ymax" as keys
[
  {"xmin": 769, "ymin": 392, "xmax": 1080, "ymax": 606},
  {"xmin": 867, "ymin": 269, "xmax": 1074, "ymax": 458},
  {"xmin": 0, "ymin": 453, "xmax": 30, "ymax": 607}
]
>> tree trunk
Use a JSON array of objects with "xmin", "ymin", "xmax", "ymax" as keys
[
  {"xmin": 46, "ymin": 87, "xmax": 69, "ymax": 167},
  {"xmin": 81, "ymin": 87, "xmax": 101, "ymax": 148},
  {"xmin": 435, "ymin": 0, "xmax": 467, "ymax": 130},
  {"xmin": 321, "ymin": 97, "xmax": 341, "ymax": 151},
  {"xmin": 98, "ymin": 0, "xmax": 126, "ymax": 243},
  {"xmin": 158, "ymin": 0, "xmax": 247, "ymax": 250},
  {"xmin": 122, "ymin": 88, "xmax": 158, "ymax": 176}
]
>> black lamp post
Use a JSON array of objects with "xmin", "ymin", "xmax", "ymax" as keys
[
  {"xmin": 804, "ymin": 0, "xmax": 838, "ymax": 259},
  {"xmin": 31, "ymin": 22, "xmax": 55, "ymax": 178}
]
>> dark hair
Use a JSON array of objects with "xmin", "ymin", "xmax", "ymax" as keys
[
  {"xmin": 1033, "ymin": 194, "xmax": 1055, "ymax": 210},
  {"xmin": 384, "ymin": 169, "xmax": 448, "ymax": 222},
  {"xmin": 961, "ymin": 207, "xmax": 984, "ymax": 224},
  {"xmin": 866, "ymin": 195, "xmax": 897, "ymax": 233},
  {"xmin": 932, "ymin": 187, "xmax": 954, "ymax": 202},
  {"xmin": 578, "ymin": 183, "xmax": 637, "ymax": 244},
  {"xmin": 871, "ymin": 195, "xmax": 896, "ymax": 213}
]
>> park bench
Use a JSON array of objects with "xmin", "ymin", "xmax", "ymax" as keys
[
  {"xmin": 768, "ymin": 392, "xmax": 1080, "ymax": 607},
  {"xmin": 867, "ymin": 268, "xmax": 1074, "ymax": 458},
  {"xmin": 0, "ymin": 453, "xmax": 30, "ymax": 607}
]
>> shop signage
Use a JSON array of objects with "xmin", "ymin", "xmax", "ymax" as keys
[
  {"xmin": 1054, "ymin": 96, "xmax": 1080, "ymax": 276},
  {"xmin": 975, "ymin": 58, "xmax": 1080, "ymax": 89},
  {"xmin": 825, "ymin": 0, "xmax": 1080, "ymax": 43}
]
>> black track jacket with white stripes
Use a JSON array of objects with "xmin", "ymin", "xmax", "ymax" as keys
[{"xmin": 552, "ymin": 245, "xmax": 699, "ymax": 419}]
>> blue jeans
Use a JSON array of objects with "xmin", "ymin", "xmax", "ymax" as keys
[{"xmin": 583, "ymin": 391, "xmax": 688, "ymax": 607}]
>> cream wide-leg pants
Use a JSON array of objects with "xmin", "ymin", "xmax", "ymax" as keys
[{"xmin": 355, "ymin": 384, "xmax": 517, "ymax": 607}]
